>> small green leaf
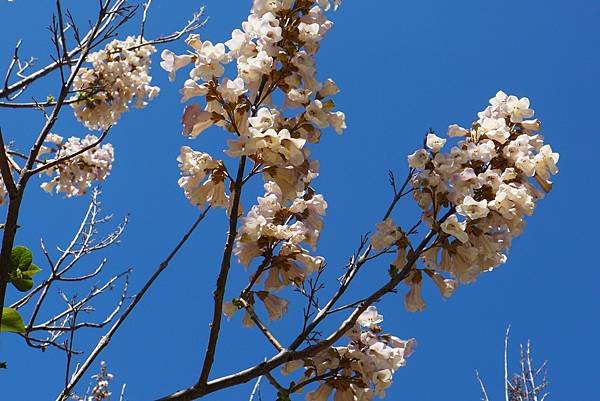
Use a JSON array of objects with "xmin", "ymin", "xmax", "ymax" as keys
[
  {"xmin": 21, "ymin": 264, "xmax": 41, "ymax": 278},
  {"xmin": 9, "ymin": 246, "xmax": 32, "ymax": 272},
  {"xmin": 1, "ymin": 308, "xmax": 25, "ymax": 333},
  {"xmin": 10, "ymin": 275, "xmax": 34, "ymax": 292}
]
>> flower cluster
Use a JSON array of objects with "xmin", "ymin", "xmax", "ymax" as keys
[
  {"xmin": 391, "ymin": 91, "xmax": 558, "ymax": 308},
  {"xmin": 285, "ymin": 306, "xmax": 415, "ymax": 401},
  {"xmin": 165, "ymin": 1, "xmax": 345, "ymax": 317},
  {"xmin": 71, "ymin": 36, "xmax": 159, "ymax": 130},
  {"xmin": 40, "ymin": 133, "xmax": 114, "ymax": 197},
  {"xmin": 177, "ymin": 145, "xmax": 229, "ymax": 209},
  {"xmin": 235, "ymin": 181, "xmax": 326, "ymax": 279},
  {"xmin": 165, "ymin": 0, "xmax": 346, "ymax": 207}
]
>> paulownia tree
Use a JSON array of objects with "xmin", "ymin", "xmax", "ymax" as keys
[{"xmin": 0, "ymin": 1, "xmax": 559, "ymax": 400}]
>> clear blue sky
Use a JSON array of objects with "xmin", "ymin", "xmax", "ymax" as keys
[{"xmin": 0, "ymin": 1, "xmax": 597, "ymax": 400}]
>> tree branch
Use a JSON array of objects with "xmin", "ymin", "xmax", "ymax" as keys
[
  {"xmin": 197, "ymin": 155, "xmax": 247, "ymax": 386},
  {"xmin": 56, "ymin": 208, "xmax": 211, "ymax": 401}
]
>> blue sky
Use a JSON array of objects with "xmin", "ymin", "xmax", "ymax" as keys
[{"xmin": 0, "ymin": 1, "xmax": 598, "ymax": 400}]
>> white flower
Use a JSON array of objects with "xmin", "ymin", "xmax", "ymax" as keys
[
  {"xmin": 217, "ymin": 77, "xmax": 247, "ymax": 103},
  {"xmin": 248, "ymin": 108, "xmax": 275, "ymax": 130},
  {"xmin": 357, "ymin": 306, "xmax": 384, "ymax": 327},
  {"xmin": 448, "ymin": 124, "xmax": 468, "ymax": 137},
  {"xmin": 372, "ymin": 369, "xmax": 393, "ymax": 397},
  {"xmin": 456, "ymin": 196, "xmax": 489, "ymax": 220},
  {"xmin": 286, "ymin": 88, "xmax": 312, "ymax": 108},
  {"xmin": 225, "ymin": 29, "xmax": 252, "ymax": 56},
  {"xmin": 430, "ymin": 273, "xmax": 457, "ymax": 298},
  {"xmin": 480, "ymin": 117, "xmax": 510, "ymax": 144},
  {"xmin": 328, "ymin": 111, "xmax": 346, "ymax": 134},
  {"xmin": 440, "ymin": 214, "xmax": 469, "ymax": 243},
  {"xmin": 534, "ymin": 144, "xmax": 559, "ymax": 180},
  {"xmin": 180, "ymin": 79, "xmax": 209, "ymax": 103},
  {"xmin": 182, "ymin": 104, "xmax": 214, "ymax": 138},
  {"xmin": 318, "ymin": 79, "xmax": 340, "ymax": 97},
  {"xmin": 408, "ymin": 149, "xmax": 429, "ymax": 169},
  {"xmin": 298, "ymin": 22, "xmax": 322, "ymax": 42},
  {"xmin": 521, "ymin": 119, "xmax": 541, "ymax": 131},
  {"xmin": 405, "ymin": 273, "xmax": 425, "ymax": 312},
  {"xmin": 426, "ymin": 133, "xmax": 446, "ymax": 152},
  {"xmin": 189, "ymin": 41, "xmax": 227, "ymax": 81},
  {"xmin": 306, "ymin": 99, "xmax": 329, "ymax": 128},
  {"xmin": 506, "ymin": 95, "xmax": 534, "ymax": 123},
  {"xmin": 258, "ymin": 292, "xmax": 289, "ymax": 320},
  {"xmin": 371, "ymin": 218, "xmax": 403, "ymax": 250},
  {"xmin": 222, "ymin": 301, "xmax": 238, "ymax": 320},
  {"xmin": 160, "ymin": 49, "xmax": 194, "ymax": 82}
]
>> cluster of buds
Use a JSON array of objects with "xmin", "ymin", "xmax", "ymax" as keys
[
  {"xmin": 71, "ymin": 36, "xmax": 160, "ymax": 130},
  {"xmin": 283, "ymin": 306, "xmax": 415, "ymax": 401},
  {"xmin": 370, "ymin": 91, "xmax": 559, "ymax": 310},
  {"xmin": 39, "ymin": 133, "xmax": 114, "ymax": 197}
]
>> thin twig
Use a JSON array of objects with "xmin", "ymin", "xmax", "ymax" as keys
[
  {"xmin": 248, "ymin": 376, "xmax": 262, "ymax": 401},
  {"xmin": 475, "ymin": 370, "xmax": 490, "ymax": 401}
]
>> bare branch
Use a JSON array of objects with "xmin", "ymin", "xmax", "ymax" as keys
[
  {"xmin": 0, "ymin": 0, "xmax": 129, "ymax": 100},
  {"xmin": 198, "ymin": 156, "xmax": 247, "ymax": 386},
  {"xmin": 242, "ymin": 302, "xmax": 284, "ymax": 352},
  {"xmin": 289, "ymin": 168, "xmax": 416, "ymax": 350},
  {"xmin": 56, "ymin": 208, "xmax": 211, "ymax": 401}
]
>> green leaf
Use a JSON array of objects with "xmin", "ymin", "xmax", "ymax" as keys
[
  {"xmin": 21, "ymin": 264, "xmax": 41, "ymax": 278},
  {"xmin": 10, "ymin": 275, "xmax": 33, "ymax": 292},
  {"xmin": 9, "ymin": 246, "xmax": 32, "ymax": 272},
  {"xmin": 1, "ymin": 308, "xmax": 25, "ymax": 333}
]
